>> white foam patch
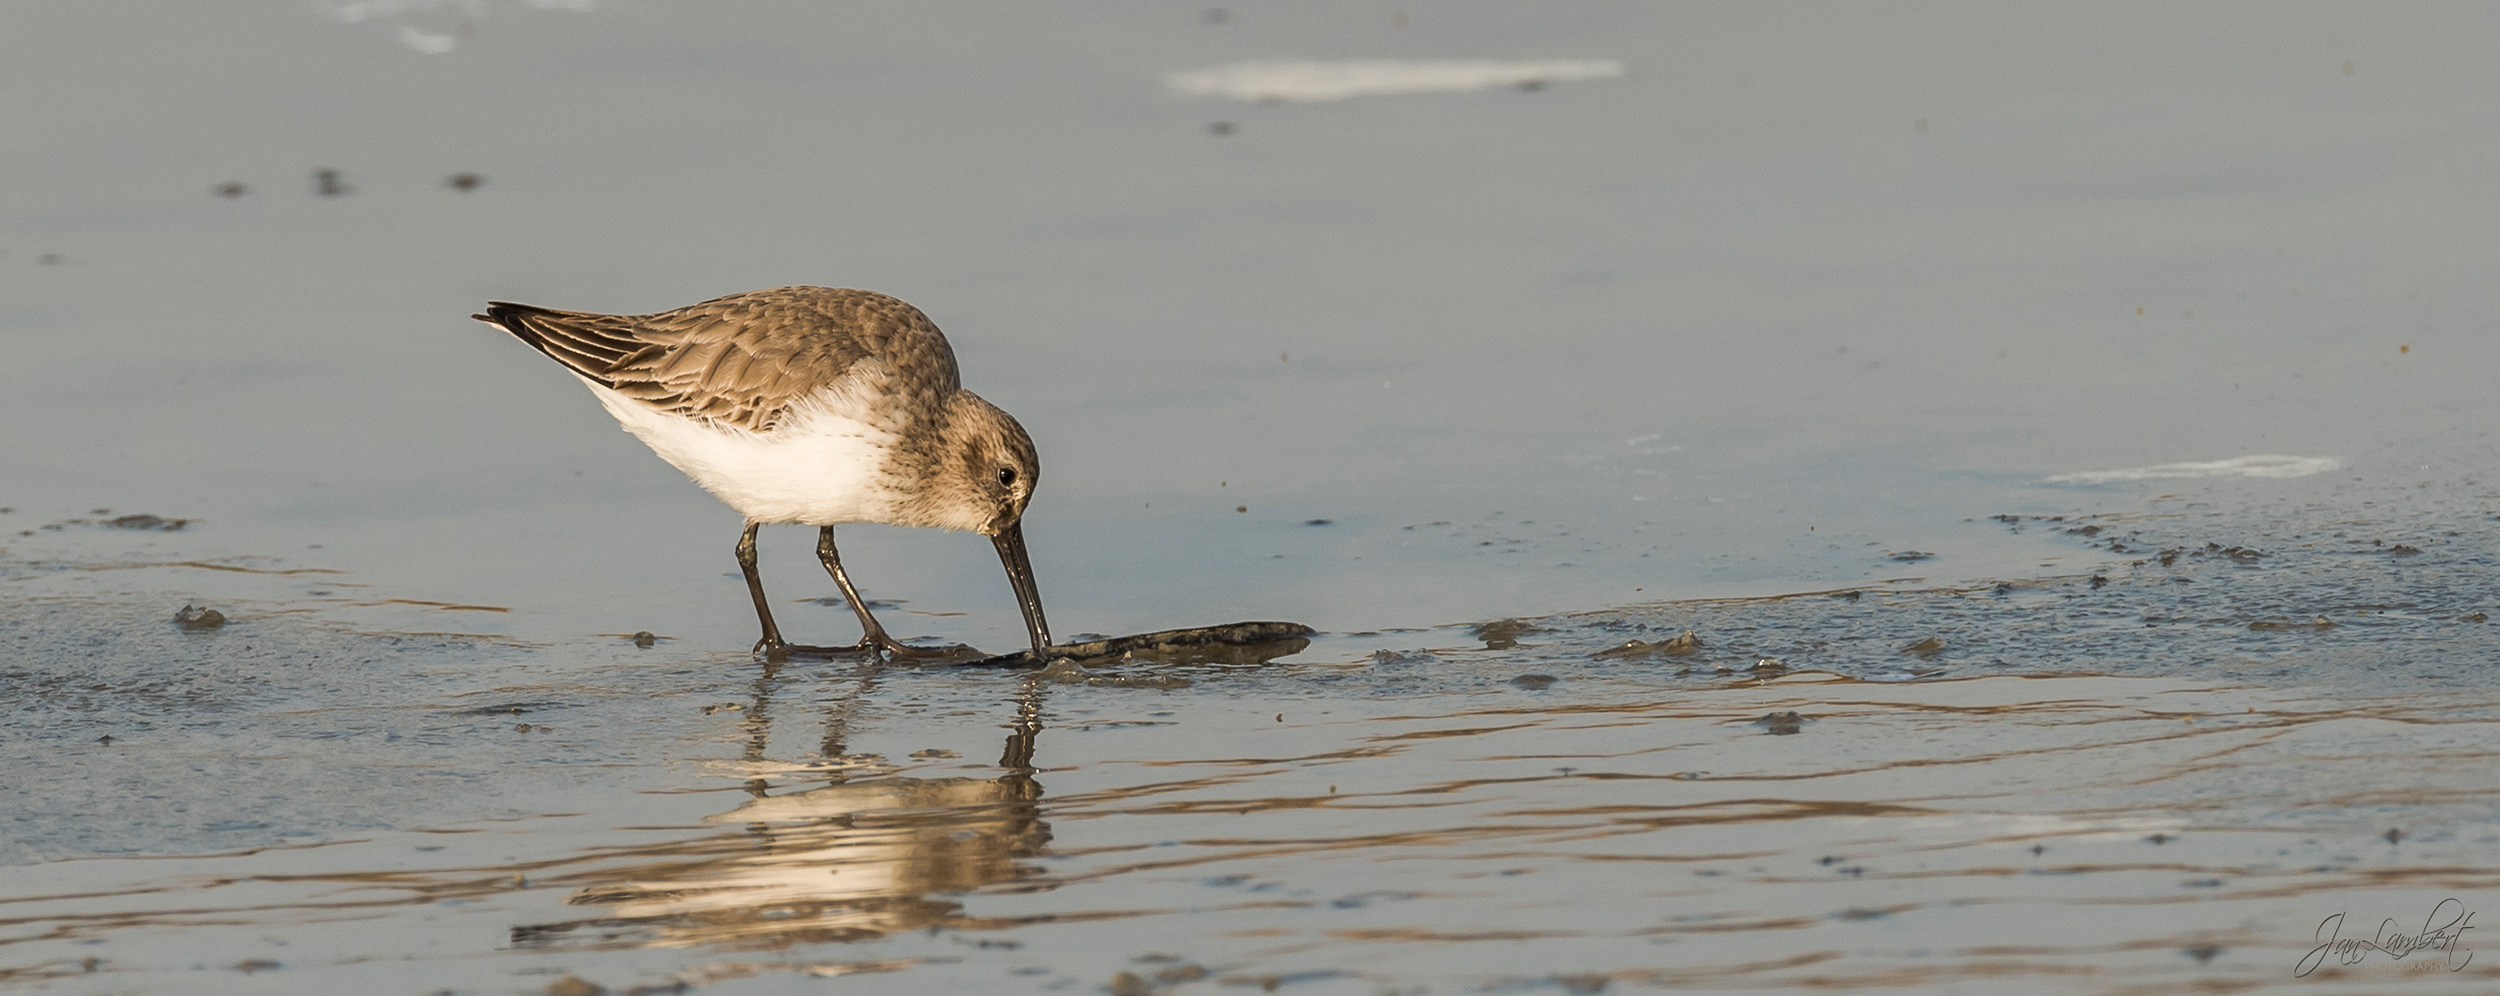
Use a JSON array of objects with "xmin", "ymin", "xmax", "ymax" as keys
[
  {"xmin": 310, "ymin": 0, "xmax": 593, "ymax": 53},
  {"xmin": 396, "ymin": 25, "xmax": 457, "ymax": 54},
  {"xmin": 1166, "ymin": 59, "xmax": 1624, "ymax": 103},
  {"xmin": 2047, "ymin": 454, "xmax": 2340, "ymax": 484}
]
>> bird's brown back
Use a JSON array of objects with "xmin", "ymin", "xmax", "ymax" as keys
[{"xmin": 477, "ymin": 286, "xmax": 961, "ymax": 433}]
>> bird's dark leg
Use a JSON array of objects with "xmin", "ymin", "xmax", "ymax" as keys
[
  {"xmin": 738, "ymin": 521, "xmax": 789, "ymax": 658},
  {"xmin": 816, "ymin": 526, "xmax": 952, "ymax": 658}
]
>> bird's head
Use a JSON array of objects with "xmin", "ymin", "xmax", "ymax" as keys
[
  {"xmin": 918, "ymin": 392, "xmax": 1038, "ymax": 536},
  {"xmin": 919, "ymin": 392, "xmax": 1049, "ymax": 659}
]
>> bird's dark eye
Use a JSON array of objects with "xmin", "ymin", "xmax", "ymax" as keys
[{"xmin": 998, "ymin": 467, "xmax": 1017, "ymax": 486}]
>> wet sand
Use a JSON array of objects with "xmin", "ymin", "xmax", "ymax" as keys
[
  {"xmin": 6, "ymin": 642, "xmax": 2495, "ymax": 994},
  {"xmin": 8, "ymin": 477, "xmax": 2500, "ymax": 993}
]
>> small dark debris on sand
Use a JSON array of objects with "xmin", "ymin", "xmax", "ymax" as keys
[
  {"xmin": 214, "ymin": 181, "xmax": 247, "ymax": 198},
  {"xmin": 1594, "ymin": 630, "xmax": 1701, "ymax": 659},
  {"xmin": 1755, "ymin": 711, "xmax": 1805, "ymax": 735},
  {"xmin": 232, "ymin": 959, "xmax": 280, "ymax": 974},
  {"xmin": 2184, "ymin": 945, "xmax": 2222, "ymax": 963},
  {"xmin": 313, "ymin": 168, "xmax": 351, "ymax": 197},
  {"xmin": 174, "ymin": 604, "xmax": 226, "ymax": 631},
  {"xmin": 105, "ymin": 513, "xmax": 187, "ymax": 531},
  {"xmin": 450, "ymin": 702, "xmax": 555, "ymax": 716},
  {"xmin": 447, "ymin": 172, "xmax": 486, "ymax": 191},
  {"xmin": 1473, "ymin": 618, "xmax": 1540, "ymax": 649},
  {"xmin": 1900, "ymin": 636, "xmax": 1945, "ymax": 656},
  {"xmin": 1510, "ymin": 673, "xmax": 1558, "ymax": 690},
  {"xmin": 1208, "ymin": 121, "xmax": 1236, "ymax": 136}
]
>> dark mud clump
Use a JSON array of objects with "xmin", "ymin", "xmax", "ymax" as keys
[
  {"xmin": 1593, "ymin": 630, "xmax": 1701, "ymax": 659},
  {"xmin": 1755, "ymin": 711, "xmax": 1806, "ymax": 735},
  {"xmin": 173, "ymin": 604, "xmax": 226, "ymax": 631},
  {"xmin": 24, "ymin": 512, "xmax": 193, "ymax": 532},
  {"xmin": 1472, "ymin": 618, "xmax": 1541, "ymax": 649}
]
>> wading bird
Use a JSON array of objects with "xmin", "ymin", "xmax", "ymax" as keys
[{"xmin": 476, "ymin": 287, "xmax": 1050, "ymax": 660}]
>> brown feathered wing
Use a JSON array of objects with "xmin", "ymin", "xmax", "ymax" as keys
[{"xmin": 476, "ymin": 287, "xmax": 956, "ymax": 433}]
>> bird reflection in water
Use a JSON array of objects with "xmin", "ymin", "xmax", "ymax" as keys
[{"xmin": 511, "ymin": 664, "xmax": 1052, "ymax": 950}]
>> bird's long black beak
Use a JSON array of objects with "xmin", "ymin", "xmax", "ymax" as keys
[{"xmin": 992, "ymin": 520, "xmax": 1051, "ymax": 660}]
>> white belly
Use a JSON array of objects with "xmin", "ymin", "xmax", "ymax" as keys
[{"xmin": 584, "ymin": 380, "xmax": 903, "ymax": 525}]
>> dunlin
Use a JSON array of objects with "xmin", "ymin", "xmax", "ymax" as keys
[{"xmin": 475, "ymin": 286, "xmax": 1050, "ymax": 660}]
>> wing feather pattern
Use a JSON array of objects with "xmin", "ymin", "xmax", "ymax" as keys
[{"xmin": 475, "ymin": 286, "xmax": 959, "ymax": 433}]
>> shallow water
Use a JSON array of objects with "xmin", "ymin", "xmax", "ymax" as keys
[
  {"xmin": 7, "ymin": 572, "xmax": 2500, "ymax": 994},
  {"xmin": 7, "ymin": 3, "xmax": 2500, "ymax": 994}
]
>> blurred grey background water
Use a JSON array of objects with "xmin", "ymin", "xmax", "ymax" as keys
[{"xmin": 9, "ymin": 2, "xmax": 2496, "ymax": 652}]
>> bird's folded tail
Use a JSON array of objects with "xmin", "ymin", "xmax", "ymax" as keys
[{"xmin": 474, "ymin": 302, "xmax": 659, "ymax": 388}]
